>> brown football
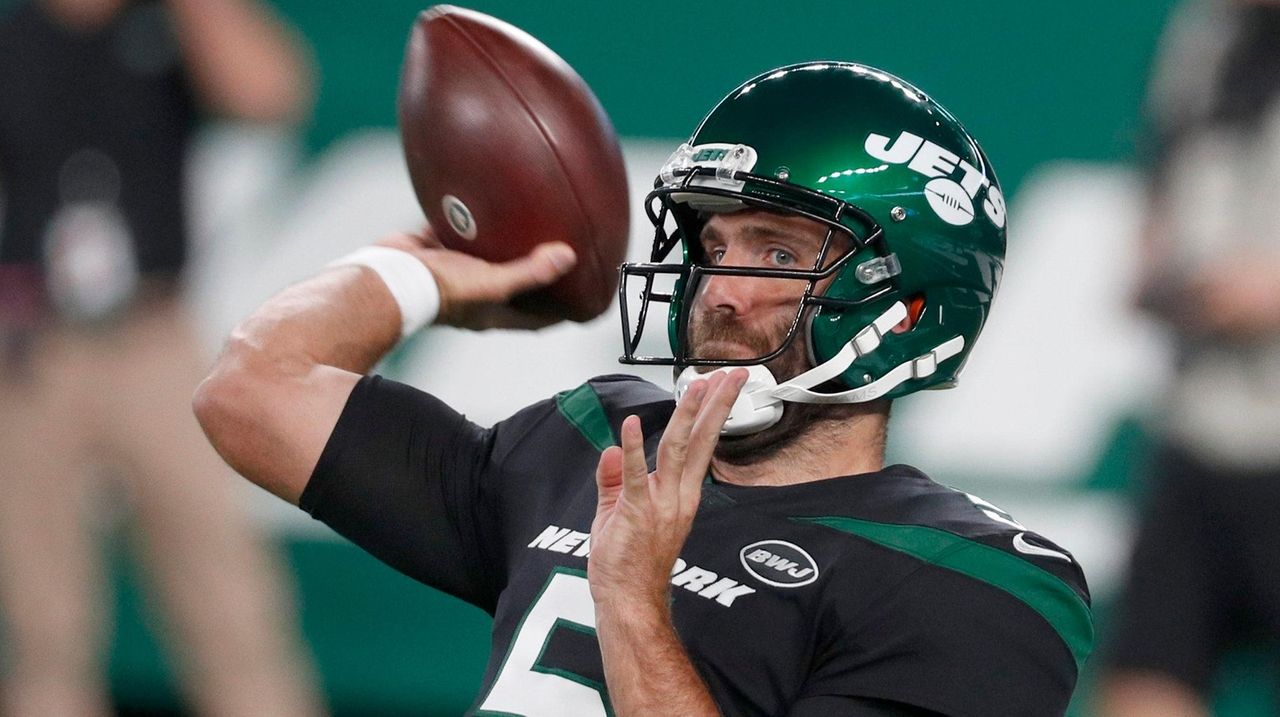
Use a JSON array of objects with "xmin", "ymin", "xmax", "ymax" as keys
[{"xmin": 398, "ymin": 5, "xmax": 630, "ymax": 322}]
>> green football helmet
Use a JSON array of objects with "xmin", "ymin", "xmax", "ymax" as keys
[{"xmin": 618, "ymin": 62, "xmax": 1006, "ymax": 433}]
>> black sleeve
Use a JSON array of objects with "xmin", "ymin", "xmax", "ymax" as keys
[
  {"xmin": 788, "ymin": 696, "xmax": 943, "ymax": 716},
  {"xmin": 299, "ymin": 375, "xmax": 505, "ymax": 612}
]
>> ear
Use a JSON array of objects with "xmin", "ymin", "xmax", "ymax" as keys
[{"xmin": 892, "ymin": 294, "xmax": 926, "ymax": 334}]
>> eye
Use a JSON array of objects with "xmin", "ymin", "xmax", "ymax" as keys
[
  {"xmin": 770, "ymin": 248, "xmax": 797, "ymax": 266},
  {"xmin": 706, "ymin": 246, "xmax": 727, "ymax": 265}
]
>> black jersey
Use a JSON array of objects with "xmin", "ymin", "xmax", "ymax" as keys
[{"xmin": 302, "ymin": 374, "xmax": 1092, "ymax": 717}]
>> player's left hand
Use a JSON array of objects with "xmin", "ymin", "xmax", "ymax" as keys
[{"xmin": 587, "ymin": 368, "xmax": 748, "ymax": 610}]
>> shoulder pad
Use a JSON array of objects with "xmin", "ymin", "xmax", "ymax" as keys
[{"xmin": 553, "ymin": 375, "xmax": 673, "ymax": 452}]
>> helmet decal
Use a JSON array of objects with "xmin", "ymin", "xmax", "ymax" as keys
[
  {"xmin": 863, "ymin": 130, "xmax": 1005, "ymax": 229},
  {"xmin": 924, "ymin": 178, "xmax": 976, "ymax": 226},
  {"xmin": 660, "ymin": 142, "xmax": 759, "ymax": 200}
]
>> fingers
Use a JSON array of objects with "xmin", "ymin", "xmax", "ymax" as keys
[
  {"xmin": 654, "ymin": 373, "xmax": 722, "ymax": 486},
  {"xmin": 655, "ymin": 378, "xmax": 708, "ymax": 480},
  {"xmin": 604, "ymin": 372, "xmax": 746, "ymax": 541},
  {"xmin": 418, "ymin": 239, "xmax": 577, "ymax": 330},
  {"xmin": 619, "ymin": 415, "xmax": 651, "ymax": 506},
  {"xmin": 652, "ymin": 369, "xmax": 744, "ymax": 520},
  {"xmin": 679, "ymin": 369, "xmax": 747, "ymax": 506},
  {"xmin": 595, "ymin": 445, "xmax": 624, "ymax": 513},
  {"xmin": 687, "ymin": 369, "xmax": 747, "ymax": 460},
  {"xmin": 473, "ymin": 305, "xmax": 564, "ymax": 331},
  {"xmin": 488, "ymin": 242, "xmax": 577, "ymax": 299}
]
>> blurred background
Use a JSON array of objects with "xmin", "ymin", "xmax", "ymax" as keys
[{"xmin": 3, "ymin": 0, "xmax": 1279, "ymax": 714}]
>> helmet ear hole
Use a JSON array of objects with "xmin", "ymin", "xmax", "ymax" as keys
[{"xmin": 892, "ymin": 294, "xmax": 926, "ymax": 334}]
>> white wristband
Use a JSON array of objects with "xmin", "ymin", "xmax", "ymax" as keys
[{"xmin": 328, "ymin": 246, "xmax": 441, "ymax": 337}]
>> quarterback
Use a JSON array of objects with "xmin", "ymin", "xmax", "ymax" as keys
[{"xmin": 195, "ymin": 63, "xmax": 1092, "ymax": 716}]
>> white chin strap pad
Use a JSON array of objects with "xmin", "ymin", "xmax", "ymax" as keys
[
  {"xmin": 672, "ymin": 301, "xmax": 967, "ymax": 436},
  {"xmin": 675, "ymin": 364, "xmax": 783, "ymax": 436}
]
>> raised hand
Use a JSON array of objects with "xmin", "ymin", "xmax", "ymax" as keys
[{"xmin": 587, "ymin": 368, "xmax": 748, "ymax": 608}]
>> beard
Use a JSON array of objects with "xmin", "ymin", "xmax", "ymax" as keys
[{"xmin": 687, "ymin": 306, "xmax": 867, "ymax": 466}]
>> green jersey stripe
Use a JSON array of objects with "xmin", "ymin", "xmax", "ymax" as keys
[
  {"xmin": 555, "ymin": 384, "xmax": 617, "ymax": 452},
  {"xmin": 795, "ymin": 516, "xmax": 1093, "ymax": 671}
]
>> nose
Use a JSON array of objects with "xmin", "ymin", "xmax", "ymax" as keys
[{"xmin": 696, "ymin": 270, "xmax": 756, "ymax": 317}]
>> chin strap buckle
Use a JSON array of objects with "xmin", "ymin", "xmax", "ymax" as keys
[{"xmin": 913, "ymin": 350, "xmax": 938, "ymax": 378}]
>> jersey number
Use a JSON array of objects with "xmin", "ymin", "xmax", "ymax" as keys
[{"xmin": 476, "ymin": 569, "xmax": 611, "ymax": 716}]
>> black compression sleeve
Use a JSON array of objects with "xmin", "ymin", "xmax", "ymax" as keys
[{"xmin": 300, "ymin": 375, "xmax": 504, "ymax": 611}]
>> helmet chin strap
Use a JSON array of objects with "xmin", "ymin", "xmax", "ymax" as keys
[{"xmin": 675, "ymin": 301, "xmax": 966, "ymax": 436}]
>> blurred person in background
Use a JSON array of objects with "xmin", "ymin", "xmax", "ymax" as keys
[
  {"xmin": 1097, "ymin": 1, "xmax": 1280, "ymax": 715},
  {"xmin": 0, "ymin": 0, "xmax": 325, "ymax": 715}
]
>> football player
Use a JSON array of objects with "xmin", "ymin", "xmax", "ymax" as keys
[{"xmin": 195, "ymin": 63, "xmax": 1092, "ymax": 716}]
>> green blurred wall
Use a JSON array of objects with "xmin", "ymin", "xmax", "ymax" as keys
[
  {"xmin": 108, "ymin": 541, "xmax": 493, "ymax": 715},
  {"xmin": 273, "ymin": 0, "xmax": 1178, "ymax": 199},
  {"xmin": 0, "ymin": 0, "xmax": 1179, "ymax": 199}
]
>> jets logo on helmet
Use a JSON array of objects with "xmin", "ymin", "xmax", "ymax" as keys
[
  {"xmin": 617, "ymin": 62, "xmax": 1006, "ymax": 434},
  {"xmin": 863, "ymin": 130, "xmax": 1006, "ymax": 228}
]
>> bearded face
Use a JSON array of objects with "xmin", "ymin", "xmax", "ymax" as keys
[{"xmin": 684, "ymin": 210, "xmax": 864, "ymax": 464}]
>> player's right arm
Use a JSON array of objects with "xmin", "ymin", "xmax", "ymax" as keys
[{"xmin": 192, "ymin": 230, "xmax": 575, "ymax": 504}]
